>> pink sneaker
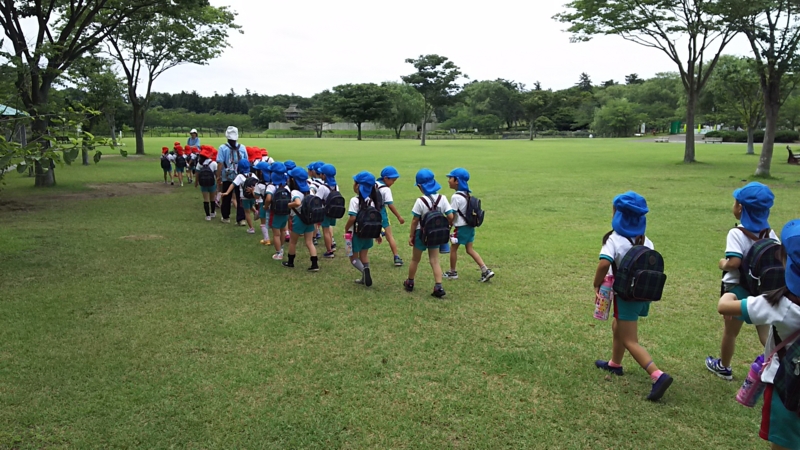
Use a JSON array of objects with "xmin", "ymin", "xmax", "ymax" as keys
[{"xmin": 247, "ymin": 228, "xmax": 255, "ymax": 234}]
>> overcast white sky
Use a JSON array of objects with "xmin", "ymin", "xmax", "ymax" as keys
[{"xmin": 153, "ymin": 0, "xmax": 755, "ymax": 97}]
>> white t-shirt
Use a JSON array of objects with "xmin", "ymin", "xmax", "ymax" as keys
[
  {"xmin": 290, "ymin": 190, "xmax": 306, "ymax": 216},
  {"xmin": 265, "ymin": 184, "xmax": 289, "ymax": 206},
  {"xmin": 232, "ymin": 173, "xmax": 258, "ymax": 198},
  {"xmin": 261, "ymin": 156, "xmax": 275, "ymax": 164},
  {"xmin": 411, "ymin": 194, "xmax": 452, "ymax": 230},
  {"xmin": 200, "ymin": 160, "xmax": 218, "ymax": 172},
  {"xmin": 722, "ymin": 228, "xmax": 780, "ymax": 285},
  {"xmin": 744, "ymin": 294, "xmax": 800, "ymax": 383},
  {"xmin": 254, "ymin": 182, "xmax": 268, "ymax": 204},
  {"xmin": 450, "ymin": 191, "xmax": 471, "ymax": 228},
  {"xmin": 599, "ymin": 232, "xmax": 655, "ymax": 276},
  {"xmin": 347, "ymin": 196, "xmax": 375, "ymax": 232},
  {"xmin": 315, "ymin": 183, "xmax": 332, "ymax": 202},
  {"xmin": 376, "ymin": 182, "xmax": 394, "ymax": 208},
  {"xmin": 167, "ymin": 154, "xmax": 176, "ymax": 163}
]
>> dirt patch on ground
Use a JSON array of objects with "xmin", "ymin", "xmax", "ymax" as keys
[
  {"xmin": 120, "ymin": 234, "xmax": 165, "ymax": 241},
  {"xmin": 0, "ymin": 182, "xmax": 175, "ymax": 214}
]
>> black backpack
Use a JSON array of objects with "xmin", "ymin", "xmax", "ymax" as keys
[
  {"xmin": 419, "ymin": 195, "xmax": 450, "ymax": 247},
  {"xmin": 175, "ymin": 154, "xmax": 187, "ymax": 169},
  {"xmin": 611, "ymin": 235, "xmax": 667, "ymax": 302},
  {"xmin": 456, "ymin": 192, "xmax": 485, "ymax": 228},
  {"xmin": 242, "ymin": 176, "xmax": 259, "ymax": 199},
  {"xmin": 771, "ymin": 293, "xmax": 800, "ymax": 416},
  {"xmin": 354, "ymin": 196, "xmax": 382, "ymax": 239},
  {"xmin": 298, "ymin": 194, "xmax": 326, "ymax": 225},
  {"xmin": 372, "ymin": 184, "xmax": 385, "ymax": 211},
  {"xmin": 270, "ymin": 185, "xmax": 291, "ymax": 216},
  {"xmin": 739, "ymin": 228, "xmax": 785, "ymax": 296},
  {"xmin": 198, "ymin": 163, "xmax": 216, "ymax": 187},
  {"xmin": 325, "ymin": 186, "xmax": 346, "ymax": 219},
  {"xmin": 160, "ymin": 155, "xmax": 171, "ymax": 171}
]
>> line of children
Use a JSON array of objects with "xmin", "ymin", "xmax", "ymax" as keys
[{"xmin": 316, "ymin": 163, "xmax": 339, "ymax": 258}]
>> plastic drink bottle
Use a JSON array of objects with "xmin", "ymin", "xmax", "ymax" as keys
[
  {"xmin": 737, "ymin": 354, "xmax": 766, "ymax": 407},
  {"xmin": 594, "ymin": 275, "xmax": 614, "ymax": 321},
  {"xmin": 345, "ymin": 232, "xmax": 354, "ymax": 258}
]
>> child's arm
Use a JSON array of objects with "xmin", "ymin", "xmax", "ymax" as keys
[
  {"xmin": 222, "ymin": 183, "xmax": 235, "ymax": 196},
  {"xmin": 288, "ymin": 198, "xmax": 302, "ymax": 208},
  {"xmin": 388, "ymin": 204, "xmax": 405, "ymax": 224},
  {"xmin": 408, "ymin": 217, "xmax": 420, "ymax": 246},
  {"xmin": 446, "ymin": 212, "xmax": 454, "ymax": 228},
  {"xmin": 719, "ymin": 257, "xmax": 742, "ymax": 271},
  {"xmin": 345, "ymin": 215, "xmax": 356, "ymax": 231},
  {"xmin": 718, "ymin": 292, "xmax": 744, "ymax": 319},
  {"xmin": 593, "ymin": 259, "xmax": 612, "ymax": 292}
]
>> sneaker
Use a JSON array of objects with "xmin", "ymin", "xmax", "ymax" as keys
[
  {"xmin": 238, "ymin": 220, "xmax": 247, "ymax": 227},
  {"xmin": 444, "ymin": 270, "xmax": 459, "ymax": 280},
  {"xmin": 307, "ymin": 265, "xmax": 320, "ymax": 272},
  {"xmin": 205, "ymin": 216, "xmax": 211, "ymax": 221},
  {"xmin": 354, "ymin": 278, "xmax": 364, "ymax": 285},
  {"xmin": 432, "ymin": 286, "xmax": 446, "ymax": 298},
  {"xmin": 595, "ymin": 360, "xmax": 624, "ymax": 376},
  {"xmin": 282, "ymin": 262, "xmax": 294, "ymax": 268},
  {"xmin": 705, "ymin": 356, "xmax": 733, "ymax": 381},
  {"xmin": 221, "ymin": 218, "xmax": 231, "ymax": 224},
  {"xmin": 247, "ymin": 228, "xmax": 255, "ymax": 234},
  {"xmin": 647, "ymin": 373, "xmax": 674, "ymax": 401},
  {"xmin": 180, "ymin": 183, "xmax": 184, "ymax": 187},
  {"xmin": 403, "ymin": 279, "xmax": 414, "ymax": 292},
  {"xmin": 272, "ymin": 251, "xmax": 284, "ymax": 261},
  {"xmin": 363, "ymin": 267, "xmax": 372, "ymax": 287},
  {"xmin": 480, "ymin": 269, "xmax": 496, "ymax": 283},
  {"xmin": 170, "ymin": 182, "xmax": 174, "ymax": 185},
  {"xmin": 315, "ymin": 231, "xmax": 321, "ymax": 240},
  {"xmin": 285, "ymin": 232, "xmax": 291, "ymax": 241},
  {"xmin": 323, "ymin": 251, "xmax": 335, "ymax": 259},
  {"xmin": 332, "ymin": 241, "xmax": 337, "ymax": 251},
  {"xmin": 439, "ymin": 243, "xmax": 450, "ymax": 254},
  {"xmin": 259, "ymin": 239, "xmax": 271, "ymax": 246},
  {"xmin": 313, "ymin": 237, "xmax": 319, "ymax": 246},
  {"xmin": 394, "ymin": 255, "xmax": 404, "ymax": 267},
  {"xmin": 210, "ymin": 213, "xmax": 216, "ymax": 218}
]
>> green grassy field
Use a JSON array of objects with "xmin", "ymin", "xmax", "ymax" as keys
[{"xmin": 2, "ymin": 137, "xmax": 799, "ymax": 448}]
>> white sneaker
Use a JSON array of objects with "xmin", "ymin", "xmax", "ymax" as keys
[
  {"xmin": 221, "ymin": 218, "xmax": 230, "ymax": 224},
  {"xmin": 247, "ymin": 228, "xmax": 255, "ymax": 234},
  {"xmin": 205, "ymin": 216, "xmax": 211, "ymax": 221},
  {"xmin": 272, "ymin": 251, "xmax": 284, "ymax": 260},
  {"xmin": 210, "ymin": 213, "xmax": 216, "ymax": 218}
]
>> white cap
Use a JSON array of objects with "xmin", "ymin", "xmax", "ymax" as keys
[
  {"xmin": 190, "ymin": 129, "xmax": 197, "ymax": 134},
  {"xmin": 225, "ymin": 126, "xmax": 238, "ymax": 141}
]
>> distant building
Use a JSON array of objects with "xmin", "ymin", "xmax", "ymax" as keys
[{"xmin": 284, "ymin": 104, "xmax": 303, "ymax": 122}]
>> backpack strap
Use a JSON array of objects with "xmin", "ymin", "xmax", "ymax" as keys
[
  {"xmin": 737, "ymin": 226, "xmax": 771, "ymax": 242},
  {"xmin": 456, "ymin": 192, "xmax": 470, "ymax": 219}
]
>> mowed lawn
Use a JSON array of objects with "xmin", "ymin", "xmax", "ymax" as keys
[{"xmin": 2, "ymin": 137, "xmax": 800, "ymax": 449}]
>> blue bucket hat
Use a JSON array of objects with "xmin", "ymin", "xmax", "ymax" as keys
[
  {"xmin": 237, "ymin": 159, "xmax": 251, "ymax": 175},
  {"xmin": 354, "ymin": 171, "xmax": 376, "ymax": 200},
  {"xmin": 288, "ymin": 166, "xmax": 310, "ymax": 192},
  {"xmin": 254, "ymin": 161, "xmax": 270, "ymax": 172},
  {"xmin": 782, "ymin": 220, "xmax": 800, "ymax": 296},
  {"xmin": 612, "ymin": 191, "xmax": 649, "ymax": 238},
  {"xmin": 734, "ymin": 182, "xmax": 774, "ymax": 233},
  {"xmin": 380, "ymin": 166, "xmax": 400, "ymax": 181},
  {"xmin": 270, "ymin": 162, "xmax": 287, "ymax": 185},
  {"xmin": 415, "ymin": 168, "xmax": 441, "ymax": 196},
  {"xmin": 319, "ymin": 164, "xmax": 337, "ymax": 187},
  {"xmin": 285, "ymin": 160, "xmax": 297, "ymax": 172},
  {"xmin": 446, "ymin": 167, "xmax": 471, "ymax": 193}
]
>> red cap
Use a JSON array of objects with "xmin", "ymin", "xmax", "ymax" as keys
[{"xmin": 162, "ymin": 147, "xmax": 169, "ymax": 154}]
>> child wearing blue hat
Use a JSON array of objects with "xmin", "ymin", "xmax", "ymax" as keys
[
  {"xmin": 593, "ymin": 192, "xmax": 673, "ymax": 401},
  {"xmin": 707, "ymin": 182, "xmax": 777, "ymax": 380},
  {"xmin": 345, "ymin": 171, "xmax": 382, "ymax": 287},
  {"xmin": 404, "ymin": 169, "xmax": 454, "ymax": 298},
  {"xmin": 317, "ymin": 164, "xmax": 339, "ymax": 258},
  {"xmin": 221, "ymin": 160, "xmax": 257, "ymax": 234},
  {"xmin": 377, "ymin": 166, "xmax": 405, "ymax": 267},
  {"xmin": 283, "ymin": 167, "xmax": 319, "ymax": 271},
  {"xmin": 718, "ymin": 219, "xmax": 800, "ymax": 450},
  {"xmin": 444, "ymin": 168, "xmax": 495, "ymax": 283},
  {"xmin": 263, "ymin": 162, "xmax": 291, "ymax": 260}
]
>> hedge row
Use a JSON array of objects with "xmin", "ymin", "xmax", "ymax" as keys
[{"xmin": 704, "ymin": 130, "xmax": 799, "ymax": 143}]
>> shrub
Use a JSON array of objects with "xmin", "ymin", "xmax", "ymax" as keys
[{"xmin": 775, "ymin": 130, "xmax": 799, "ymax": 143}]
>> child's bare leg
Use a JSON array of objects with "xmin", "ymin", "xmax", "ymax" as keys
[
  {"xmin": 465, "ymin": 243, "xmax": 486, "ymax": 268},
  {"xmin": 245, "ymin": 210, "xmax": 254, "ymax": 229},
  {"xmin": 304, "ymin": 232, "xmax": 316, "ymax": 257},
  {"xmin": 450, "ymin": 243, "xmax": 460, "ymax": 271},
  {"xmin": 271, "ymin": 228, "xmax": 283, "ymax": 252},
  {"xmin": 720, "ymin": 318, "xmax": 744, "ymax": 367},
  {"xmin": 408, "ymin": 248, "xmax": 423, "ymax": 280},
  {"xmin": 288, "ymin": 232, "xmax": 299, "ymax": 255},
  {"xmin": 323, "ymin": 227, "xmax": 333, "ymax": 252},
  {"xmin": 428, "ymin": 249, "xmax": 443, "ymax": 283},
  {"xmin": 616, "ymin": 320, "xmax": 659, "ymax": 374},
  {"xmin": 611, "ymin": 318, "xmax": 626, "ymax": 365}
]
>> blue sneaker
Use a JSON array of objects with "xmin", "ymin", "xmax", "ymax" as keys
[
  {"xmin": 440, "ymin": 243, "xmax": 450, "ymax": 254},
  {"xmin": 595, "ymin": 360, "xmax": 624, "ymax": 376},
  {"xmin": 647, "ymin": 373, "xmax": 673, "ymax": 401},
  {"xmin": 705, "ymin": 356, "xmax": 733, "ymax": 381}
]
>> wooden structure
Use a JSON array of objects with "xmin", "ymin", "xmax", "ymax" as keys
[{"xmin": 284, "ymin": 104, "xmax": 303, "ymax": 122}]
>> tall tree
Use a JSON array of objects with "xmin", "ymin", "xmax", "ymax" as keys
[
  {"xmin": 401, "ymin": 55, "xmax": 464, "ymax": 146},
  {"xmin": 0, "ymin": 0, "xmax": 168, "ymax": 186},
  {"xmin": 556, "ymin": 0, "xmax": 738, "ymax": 163},
  {"xmin": 379, "ymin": 83, "xmax": 425, "ymax": 139},
  {"xmin": 735, "ymin": 0, "xmax": 800, "ymax": 176},
  {"xmin": 625, "ymin": 73, "xmax": 645, "ymax": 85},
  {"xmin": 327, "ymin": 84, "xmax": 390, "ymax": 141},
  {"xmin": 522, "ymin": 89, "xmax": 554, "ymax": 140},
  {"xmin": 576, "ymin": 72, "xmax": 593, "ymax": 91},
  {"xmin": 107, "ymin": 4, "xmax": 240, "ymax": 154}
]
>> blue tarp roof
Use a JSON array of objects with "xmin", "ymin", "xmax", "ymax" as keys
[{"xmin": 0, "ymin": 104, "xmax": 26, "ymax": 116}]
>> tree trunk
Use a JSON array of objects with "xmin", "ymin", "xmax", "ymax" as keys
[
  {"xmin": 756, "ymin": 88, "xmax": 781, "ymax": 177},
  {"xmin": 529, "ymin": 121, "xmax": 534, "ymax": 141},
  {"xmin": 31, "ymin": 116, "xmax": 56, "ymax": 187},
  {"xmin": 356, "ymin": 122, "xmax": 362, "ymax": 141},
  {"xmin": 746, "ymin": 126, "xmax": 756, "ymax": 155},
  {"xmin": 132, "ymin": 102, "xmax": 146, "ymax": 155},
  {"xmin": 395, "ymin": 126, "xmax": 402, "ymax": 139},
  {"xmin": 684, "ymin": 92, "xmax": 697, "ymax": 163},
  {"xmin": 421, "ymin": 117, "xmax": 428, "ymax": 146}
]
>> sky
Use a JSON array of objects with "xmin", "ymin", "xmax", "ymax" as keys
[{"xmin": 148, "ymin": 0, "xmax": 756, "ymax": 97}]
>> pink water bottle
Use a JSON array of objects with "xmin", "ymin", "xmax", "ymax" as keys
[
  {"xmin": 594, "ymin": 275, "xmax": 614, "ymax": 321},
  {"xmin": 736, "ymin": 354, "xmax": 766, "ymax": 407},
  {"xmin": 345, "ymin": 232, "xmax": 354, "ymax": 258}
]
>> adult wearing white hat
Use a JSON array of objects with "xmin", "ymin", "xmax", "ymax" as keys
[
  {"xmin": 216, "ymin": 126, "xmax": 248, "ymax": 224},
  {"xmin": 187, "ymin": 129, "xmax": 200, "ymax": 148}
]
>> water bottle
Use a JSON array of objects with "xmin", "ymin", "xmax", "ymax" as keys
[
  {"xmin": 737, "ymin": 354, "xmax": 766, "ymax": 407},
  {"xmin": 594, "ymin": 275, "xmax": 614, "ymax": 321},
  {"xmin": 345, "ymin": 232, "xmax": 353, "ymax": 258}
]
